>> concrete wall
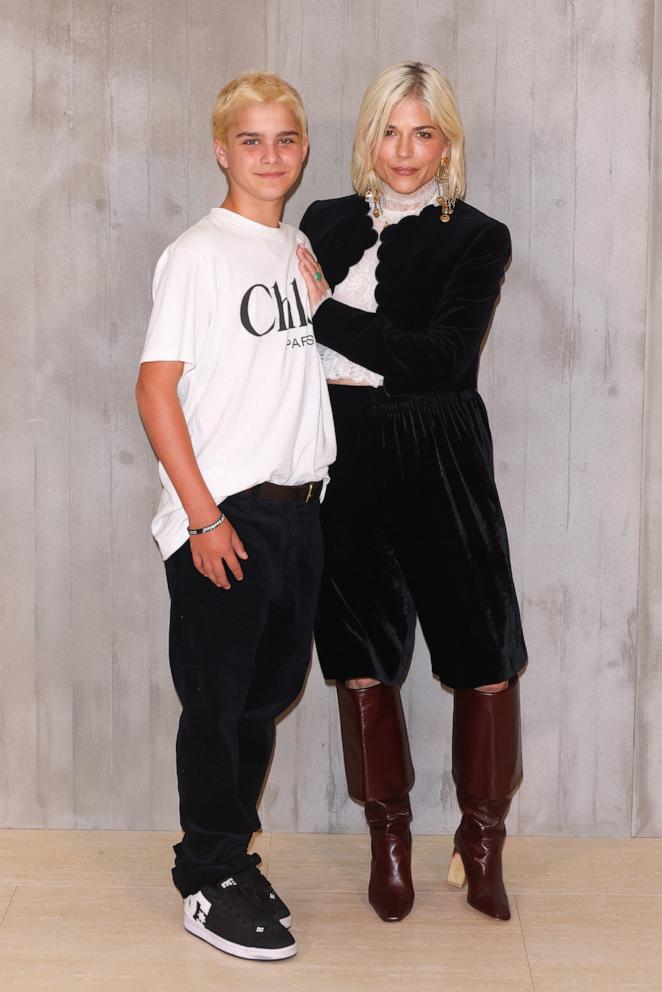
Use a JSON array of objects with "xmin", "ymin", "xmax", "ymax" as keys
[{"xmin": 0, "ymin": 0, "xmax": 659, "ymax": 835}]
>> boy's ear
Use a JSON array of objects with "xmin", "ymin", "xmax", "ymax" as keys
[{"xmin": 213, "ymin": 138, "xmax": 228, "ymax": 169}]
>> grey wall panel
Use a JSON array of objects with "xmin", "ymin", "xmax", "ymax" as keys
[
  {"xmin": 634, "ymin": 0, "xmax": 662, "ymax": 837},
  {"xmin": 0, "ymin": 0, "xmax": 659, "ymax": 835},
  {"xmin": 31, "ymin": 0, "xmax": 75, "ymax": 830},
  {"xmin": 107, "ymin": 0, "xmax": 161, "ymax": 829},
  {"xmin": 1, "ymin": 8, "xmax": 40, "ymax": 828},
  {"xmin": 67, "ymin": 1, "xmax": 114, "ymax": 831}
]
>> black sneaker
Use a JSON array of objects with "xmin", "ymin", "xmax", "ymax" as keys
[
  {"xmin": 236, "ymin": 853, "xmax": 293, "ymax": 928},
  {"xmin": 183, "ymin": 876, "xmax": 296, "ymax": 961}
]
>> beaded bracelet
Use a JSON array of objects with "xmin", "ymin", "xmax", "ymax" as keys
[{"xmin": 187, "ymin": 513, "xmax": 225, "ymax": 536}]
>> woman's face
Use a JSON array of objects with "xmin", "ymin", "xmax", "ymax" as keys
[{"xmin": 373, "ymin": 96, "xmax": 449, "ymax": 194}]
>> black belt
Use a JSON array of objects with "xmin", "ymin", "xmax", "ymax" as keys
[{"xmin": 234, "ymin": 481, "xmax": 323, "ymax": 503}]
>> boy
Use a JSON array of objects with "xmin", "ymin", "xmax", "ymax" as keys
[{"xmin": 136, "ymin": 73, "xmax": 335, "ymax": 961}]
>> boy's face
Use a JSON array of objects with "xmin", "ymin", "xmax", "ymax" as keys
[{"xmin": 214, "ymin": 102, "xmax": 308, "ymax": 206}]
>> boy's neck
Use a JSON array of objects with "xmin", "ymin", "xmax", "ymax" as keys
[{"xmin": 220, "ymin": 192, "xmax": 284, "ymax": 229}]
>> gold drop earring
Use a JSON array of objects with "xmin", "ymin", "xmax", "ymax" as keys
[
  {"xmin": 365, "ymin": 188, "xmax": 382, "ymax": 218},
  {"xmin": 435, "ymin": 157, "xmax": 456, "ymax": 223}
]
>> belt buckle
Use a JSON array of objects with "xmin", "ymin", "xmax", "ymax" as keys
[{"xmin": 305, "ymin": 482, "xmax": 314, "ymax": 503}]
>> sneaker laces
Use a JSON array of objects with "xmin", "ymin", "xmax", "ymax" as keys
[
  {"xmin": 209, "ymin": 877, "xmax": 273, "ymax": 927},
  {"xmin": 236, "ymin": 854, "xmax": 275, "ymax": 897}
]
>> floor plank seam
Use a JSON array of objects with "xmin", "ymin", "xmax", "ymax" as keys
[
  {"xmin": 0, "ymin": 881, "xmax": 181, "ymax": 893},
  {"xmin": 0, "ymin": 885, "xmax": 17, "ymax": 927},
  {"xmin": 514, "ymin": 894, "xmax": 537, "ymax": 992},
  {"xmin": 509, "ymin": 888, "xmax": 662, "ymax": 896}
]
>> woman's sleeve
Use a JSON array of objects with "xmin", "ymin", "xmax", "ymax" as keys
[
  {"xmin": 299, "ymin": 200, "xmax": 321, "ymax": 236},
  {"xmin": 311, "ymin": 220, "xmax": 511, "ymax": 389}
]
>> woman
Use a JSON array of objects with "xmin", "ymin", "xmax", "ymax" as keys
[{"xmin": 297, "ymin": 62, "xmax": 526, "ymax": 924}]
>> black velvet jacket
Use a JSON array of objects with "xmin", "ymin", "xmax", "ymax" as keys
[{"xmin": 300, "ymin": 195, "xmax": 511, "ymax": 395}]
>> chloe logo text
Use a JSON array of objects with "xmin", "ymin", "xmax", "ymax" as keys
[{"xmin": 240, "ymin": 279, "xmax": 313, "ymax": 337}]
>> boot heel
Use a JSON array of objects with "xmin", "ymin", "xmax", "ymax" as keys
[{"xmin": 447, "ymin": 849, "xmax": 466, "ymax": 888}]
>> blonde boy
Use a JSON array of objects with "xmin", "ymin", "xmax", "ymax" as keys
[{"xmin": 136, "ymin": 73, "xmax": 334, "ymax": 961}]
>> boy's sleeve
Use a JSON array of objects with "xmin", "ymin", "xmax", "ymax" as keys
[{"xmin": 140, "ymin": 244, "xmax": 215, "ymax": 372}]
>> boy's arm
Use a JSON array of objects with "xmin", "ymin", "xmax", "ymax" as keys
[{"xmin": 135, "ymin": 360, "xmax": 247, "ymax": 589}]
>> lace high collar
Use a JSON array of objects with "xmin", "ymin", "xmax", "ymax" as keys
[{"xmin": 380, "ymin": 179, "xmax": 437, "ymax": 214}]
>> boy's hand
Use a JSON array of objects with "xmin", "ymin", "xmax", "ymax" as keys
[
  {"xmin": 190, "ymin": 517, "xmax": 248, "ymax": 589},
  {"xmin": 296, "ymin": 243, "xmax": 330, "ymax": 311}
]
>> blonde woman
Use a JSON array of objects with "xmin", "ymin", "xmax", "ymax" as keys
[{"xmin": 297, "ymin": 62, "xmax": 526, "ymax": 923}]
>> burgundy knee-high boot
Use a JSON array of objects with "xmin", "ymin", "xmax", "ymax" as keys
[
  {"xmin": 336, "ymin": 682, "xmax": 415, "ymax": 922},
  {"xmin": 447, "ymin": 677, "xmax": 522, "ymax": 920}
]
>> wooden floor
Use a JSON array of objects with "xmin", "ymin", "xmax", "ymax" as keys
[{"xmin": 1, "ymin": 831, "xmax": 661, "ymax": 991}]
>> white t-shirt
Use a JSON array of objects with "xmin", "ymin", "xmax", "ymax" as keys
[{"xmin": 140, "ymin": 208, "xmax": 336, "ymax": 560}]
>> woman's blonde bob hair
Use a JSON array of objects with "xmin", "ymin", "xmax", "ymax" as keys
[
  {"xmin": 212, "ymin": 72, "xmax": 307, "ymax": 145},
  {"xmin": 352, "ymin": 62, "xmax": 466, "ymax": 199}
]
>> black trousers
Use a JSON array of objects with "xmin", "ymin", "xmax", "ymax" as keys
[
  {"xmin": 315, "ymin": 385, "xmax": 527, "ymax": 689},
  {"xmin": 164, "ymin": 489, "xmax": 323, "ymax": 897}
]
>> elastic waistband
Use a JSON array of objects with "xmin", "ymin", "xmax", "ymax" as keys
[{"xmin": 327, "ymin": 383, "xmax": 479, "ymax": 410}]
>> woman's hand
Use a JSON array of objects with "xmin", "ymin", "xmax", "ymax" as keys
[
  {"xmin": 189, "ymin": 516, "xmax": 248, "ymax": 589},
  {"xmin": 296, "ymin": 243, "xmax": 330, "ymax": 312}
]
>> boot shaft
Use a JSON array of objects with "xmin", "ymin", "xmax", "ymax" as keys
[
  {"xmin": 452, "ymin": 677, "xmax": 522, "ymax": 802},
  {"xmin": 336, "ymin": 682, "xmax": 415, "ymax": 803}
]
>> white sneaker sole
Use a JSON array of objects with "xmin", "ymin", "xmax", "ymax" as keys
[{"xmin": 184, "ymin": 916, "xmax": 297, "ymax": 961}]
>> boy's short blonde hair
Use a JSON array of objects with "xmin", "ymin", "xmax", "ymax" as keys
[{"xmin": 212, "ymin": 72, "xmax": 307, "ymax": 145}]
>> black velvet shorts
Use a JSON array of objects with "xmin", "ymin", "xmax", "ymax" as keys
[{"xmin": 315, "ymin": 384, "xmax": 527, "ymax": 689}]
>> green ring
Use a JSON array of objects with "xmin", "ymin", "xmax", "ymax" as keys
[{"xmin": 313, "ymin": 271, "xmax": 323, "ymax": 281}]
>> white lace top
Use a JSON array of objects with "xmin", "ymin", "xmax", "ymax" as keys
[{"xmin": 319, "ymin": 180, "xmax": 438, "ymax": 386}]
